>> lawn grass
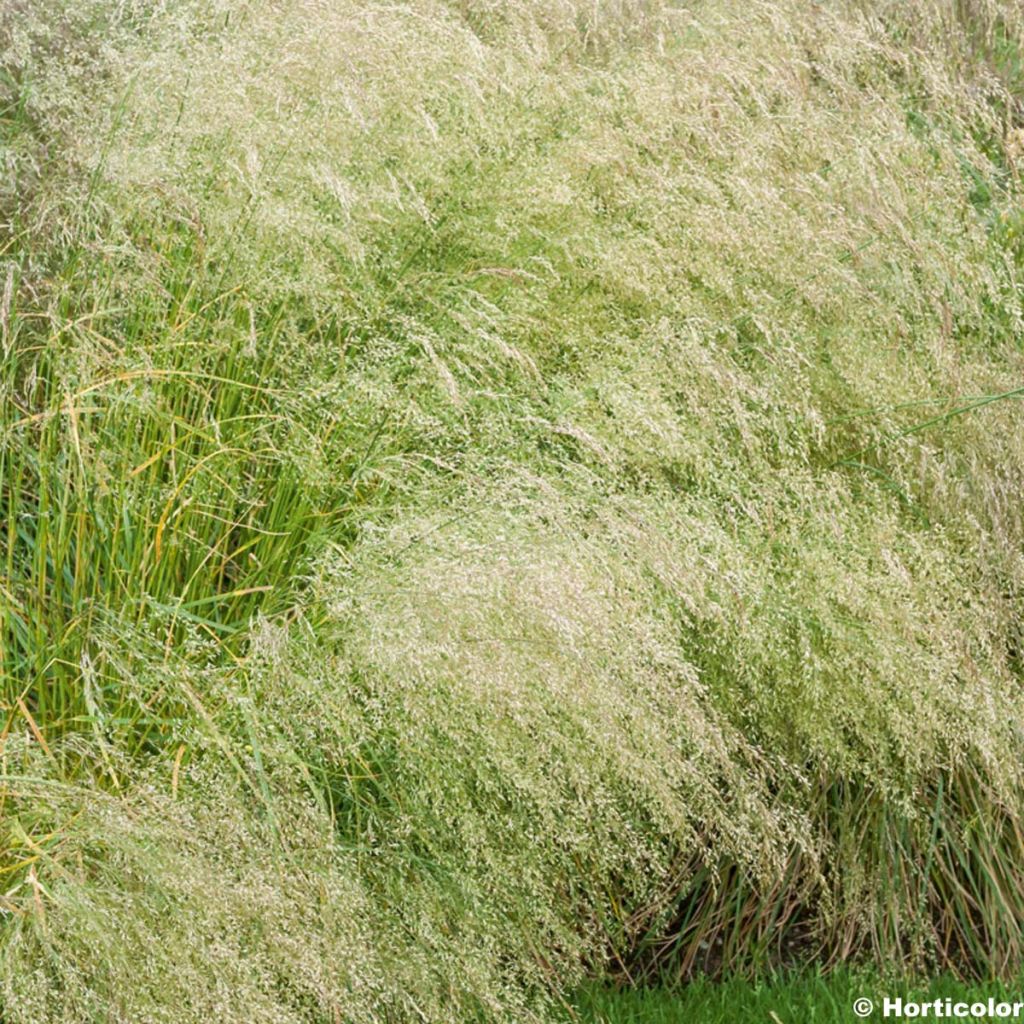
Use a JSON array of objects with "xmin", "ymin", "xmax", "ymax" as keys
[{"xmin": 574, "ymin": 973, "xmax": 1024, "ymax": 1023}]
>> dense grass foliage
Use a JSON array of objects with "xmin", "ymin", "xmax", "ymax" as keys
[
  {"xmin": 573, "ymin": 972, "xmax": 1024, "ymax": 1023},
  {"xmin": 3, "ymin": 0, "xmax": 1024, "ymax": 1020}
]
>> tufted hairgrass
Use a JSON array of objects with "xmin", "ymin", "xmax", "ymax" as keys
[{"xmin": 3, "ymin": 0, "xmax": 1024, "ymax": 1020}]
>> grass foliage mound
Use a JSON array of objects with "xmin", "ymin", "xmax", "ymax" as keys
[{"xmin": 3, "ymin": 0, "xmax": 1024, "ymax": 1019}]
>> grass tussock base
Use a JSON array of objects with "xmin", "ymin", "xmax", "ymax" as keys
[{"xmin": 3, "ymin": 0, "xmax": 1024, "ymax": 1020}]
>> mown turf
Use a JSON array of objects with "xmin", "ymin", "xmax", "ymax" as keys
[{"xmin": 574, "ymin": 973, "xmax": 1024, "ymax": 1023}]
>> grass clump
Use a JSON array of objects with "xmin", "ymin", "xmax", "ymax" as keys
[{"xmin": 3, "ymin": 0, "xmax": 1024, "ymax": 1020}]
